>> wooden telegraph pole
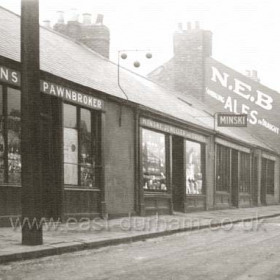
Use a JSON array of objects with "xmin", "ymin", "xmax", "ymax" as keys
[{"xmin": 21, "ymin": 0, "xmax": 43, "ymax": 245}]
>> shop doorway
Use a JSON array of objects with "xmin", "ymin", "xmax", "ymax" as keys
[
  {"xmin": 41, "ymin": 94, "xmax": 63, "ymax": 220},
  {"xmin": 231, "ymin": 149, "xmax": 239, "ymax": 207},
  {"xmin": 172, "ymin": 136, "xmax": 185, "ymax": 212}
]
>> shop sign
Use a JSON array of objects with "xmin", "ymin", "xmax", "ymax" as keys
[
  {"xmin": 140, "ymin": 118, "xmax": 207, "ymax": 143},
  {"xmin": 0, "ymin": 65, "xmax": 104, "ymax": 110},
  {"xmin": 217, "ymin": 113, "xmax": 247, "ymax": 127},
  {"xmin": 41, "ymin": 81, "xmax": 104, "ymax": 110},
  {"xmin": 0, "ymin": 65, "xmax": 20, "ymax": 86},
  {"xmin": 205, "ymin": 57, "xmax": 280, "ymax": 150}
]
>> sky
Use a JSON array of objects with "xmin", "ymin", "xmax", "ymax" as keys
[{"xmin": 0, "ymin": 0, "xmax": 280, "ymax": 92}]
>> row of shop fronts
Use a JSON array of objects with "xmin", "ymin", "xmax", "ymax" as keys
[
  {"xmin": 0, "ymin": 7, "xmax": 279, "ymax": 226},
  {"xmin": 0, "ymin": 61, "xmax": 279, "ymax": 226}
]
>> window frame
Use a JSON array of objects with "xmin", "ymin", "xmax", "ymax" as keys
[
  {"xmin": 239, "ymin": 151, "xmax": 251, "ymax": 193},
  {"xmin": 262, "ymin": 157, "xmax": 275, "ymax": 195},
  {"xmin": 0, "ymin": 83, "xmax": 21, "ymax": 186},
  {"xmin": 216, "ymin": 144, "xmax": 231, "ymax": 192},
  {"xmin": 141, "ymin": 127, "xmax": 168, "ymax": 192},
  {"xmin": 63, "ymin": 102, "xmax": 101, "ymax": 189},
  {"xmin": 185, "ymin": 139, "xmax": 206, "ymax": 195}
]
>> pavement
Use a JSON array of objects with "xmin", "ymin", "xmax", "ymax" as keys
[{"xmin": 1, "ymin": 205, "xmax": 280, "ymax": 264}]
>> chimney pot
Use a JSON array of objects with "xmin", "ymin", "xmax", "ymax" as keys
[
  {"xmin": 69, "ymin": 8, "xmax": 79, "ymax": 22},
  {"xmin": 96, "ymin": 14, "xmax": 104, "ymax": 24},
  {"xmin": 82, "ymin": 13, "xmax": 92, "ymax": 25},
  {"xmin": 43, "ymin": 20, "xmax": 51, "ymax": 28},
  {"xmin": 57, "ymin": 11, "xmax": 64, "ymax": 24}
]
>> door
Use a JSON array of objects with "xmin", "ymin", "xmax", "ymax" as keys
[
  {"xmin": 172, "ymin": 136, "xmax": 185, "ymax": 212},
  {"xmin": 231, "ymin": 149, "xmax": 239, "ymax": 207}
]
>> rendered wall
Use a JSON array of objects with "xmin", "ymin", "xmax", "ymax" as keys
[{"xmin": 104, "ymin": 102, "xmax": 135, "ymax": 216}]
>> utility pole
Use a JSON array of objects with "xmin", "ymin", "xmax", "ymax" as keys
[{"xmin": 21, "ymin": 0, "xmax": 43, "ymax": 245}]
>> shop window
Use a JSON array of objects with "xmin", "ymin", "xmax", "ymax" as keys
[
  {"xmin": 142, "ymin": 128, "xmax": 167, "ymax": 191},
  {"xmin": 0, "ymin": 86, "xmax": 21, "ymax": 185},
  {"xmin": 216, "ymin": 144, "xmax": 230, "ymax": 192},
  {"xmin": 262, "ymin": 158, "xmax": 275, "ymax": 195},
  {"xmin": 185, "ymin": 140, "xmax": 204, "ymax": 195},
  {"xmin": 239, "ymin": 152, "xmax": 250, "ymax": 193},
  {"xmin": 63, "ymin": 103, "xmax": 98, "ymax": 188}
]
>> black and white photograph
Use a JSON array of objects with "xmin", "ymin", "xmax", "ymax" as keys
[{"xmin": 0, "ymin": 0, "xmax": 280, "ymax": 279}]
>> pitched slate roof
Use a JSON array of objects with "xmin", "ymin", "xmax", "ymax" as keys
[{"xmin": 0, "ymin": 6, "xmax": 276, "ymax": 153}]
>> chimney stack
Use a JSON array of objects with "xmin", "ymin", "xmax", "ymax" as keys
[
  {"xmin": 96, "ymin": 14, "xmax": 104, "ymax": 24},
  {"xmin": 53, "ymin": 9, "xmax": 110, "ymax": 59},
  {"xmin": 82, "ymin": 13, "xmax": 92, "ymax": 25},
  {"xmin": 172, "ymin": 21, "xmax": 212, "ymax": 100}
]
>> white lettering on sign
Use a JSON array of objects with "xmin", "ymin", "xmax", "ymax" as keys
[
  {"xmin": 41, "ymin": 81, "xmax": 104, "ymax": 110},
  {"xmin": 218, "ymin": 114, "xmax": 247, "ymax": 127},
  {"xmin": 211, "ymin": 66, "xmax": 273, "ymax": 111},
  {"xmin": 0, "ymin": 66, "xmax": 20, "ymax": 86},
  {"xmin": 208, "ymin": 65, "xmax": 279, "ymax": 134},
  {"xmin": 140, "ymin": 118, "xmax": 207, "ymax": 143}
]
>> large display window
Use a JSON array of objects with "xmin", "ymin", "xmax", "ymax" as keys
[
  {"xmin": 142, "ymin": 128, "xmax": 167, "ymax": 191},
  {"xmin": 185, "ymin": 140, "xmax": 204, "ymax": 194},
  {"xmin": 0, "ymin": 86, "xmax": 21, "ymax": 185},
  {"xmin": 63, "ymin": 103, "xmax": 99, "ymax": 188}
]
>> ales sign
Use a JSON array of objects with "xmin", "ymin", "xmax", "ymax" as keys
[{"xmin": 205, "ymin": 58, "xmax": 280, "ymax": 150}]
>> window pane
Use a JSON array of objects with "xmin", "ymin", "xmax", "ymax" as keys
[
  {"xmin": 7, "ymin": 88, "xmax": 21, "ymax": 184},
  {"xmin": 267, "ymin": 159, "xmax": 275, "ymax": 195},
  {"xmin": 63, "ymin": 103, "xmax": 77, "ymax": 128},
  {"xmin": 64, "ymin": 127, "xmax": 78, "ymax": 185},
  {"xmin": 239, "ymin": 152, "xmax": 250, "ymax": 193},
  {"xmin": 142, "ymin": 129, "xmax": 166, "ymax": 191},
  {"xmin": 216, "ymin": 145, "xmax": 230, "ymax": 192},
  {"xmin": 80, "ymin": 109, "xmax": 94, "ymax": 188},
  {"xmin": 185, "ymin": 141, "xmax": 203, "ymax": 194},
  {"xmin": 0, "ymin": 86, "xmax": 3, "ymax": 183}
]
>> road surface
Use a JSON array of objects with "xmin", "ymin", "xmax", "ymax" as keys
[{"xmin": 1, "ymin": 216, "xmax": 280, "ymax": 280}]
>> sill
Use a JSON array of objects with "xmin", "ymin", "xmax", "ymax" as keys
[
  {"xmin": 64, "ymin": 185, "xmax": 100, "ymax": 192},
  {"xmin": 186, "ymin": 194, "xmax": 206, "ymax": 197},
  {"xmin": 0, "ymin": 184, "xmax": 21, "ymax": 188}
]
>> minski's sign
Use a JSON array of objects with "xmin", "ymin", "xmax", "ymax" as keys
[{"xmin": 217, "ymin": 113, "xmax": 247, "ymax": 127}]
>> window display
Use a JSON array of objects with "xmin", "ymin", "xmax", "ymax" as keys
[
  {"xmin": 63, "ymin": 103, "xmax": 97, "ymax": 188},
  {"xmin": 142, "ymin": 128, "xmax": 167, "ymax": 191},
  {"xmin": 80, "ymin": 108, "xmax": 94, "ymax": 188},
  {"xmin": 185, "ymin": 140, "xmax": 203, "ymax": 194},
  {"xmin": 0, "ymin": 86, "xmax": 21, "ymax": 185}
]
